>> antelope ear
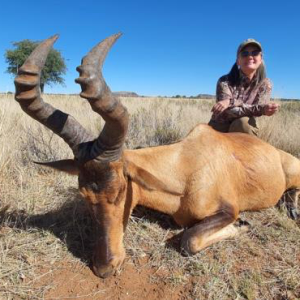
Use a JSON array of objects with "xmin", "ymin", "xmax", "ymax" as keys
[
  {"xmin": 34, "ymin": 159, "xmax": 79, "ymax": 175},
  {"xmin": 124, "ymin": 161, "xmax": 182, "ymax": 196}
]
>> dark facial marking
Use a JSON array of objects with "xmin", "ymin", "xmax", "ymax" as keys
[{"xmin": 79, "ymin": 161, "xmax": 113, "ymax": 193}]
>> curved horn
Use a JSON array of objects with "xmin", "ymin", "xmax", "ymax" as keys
[
  {"xmin": 14, "ymin": 35, "xmax": 94, "ymax": 158},
  {"xmin": 75, "ymin": 33, "xmax": 129, "ymax": 162}
]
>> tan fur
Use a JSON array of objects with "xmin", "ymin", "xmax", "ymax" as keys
[
  {"xmin": 42, "ymin": 124, "xmax": 300, "ymax": 277},
  {"xmin": 124, "ymin": 126, "xmax": 288, "ymax": 220}
]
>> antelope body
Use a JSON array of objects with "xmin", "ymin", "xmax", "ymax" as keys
[{"xmin": 14, "ymin": 34, "xmax": 300, "ymax": 278}]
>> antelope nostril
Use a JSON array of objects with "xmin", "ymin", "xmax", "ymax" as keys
[{"xmin": 93, "ymin": 265, "xmax": 114, "ymax": 279}]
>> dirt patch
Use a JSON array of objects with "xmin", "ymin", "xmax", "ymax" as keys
[{"xmin": 35, "ymin": 260, "xmax": 190, "ymax": 300}]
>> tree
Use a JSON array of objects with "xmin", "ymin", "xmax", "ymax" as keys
[{"xmin": 5, "ymin": 39, "xmax": 67, "ymax": 93}]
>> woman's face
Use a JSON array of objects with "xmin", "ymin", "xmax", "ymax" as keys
[{"xmin": 237, "ymin": 45, "xmax": 262, "ymax": 76}]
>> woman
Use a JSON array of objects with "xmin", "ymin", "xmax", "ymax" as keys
[{"xmin": 208, "ymin": 38, "xmax": 279, "ymax": 135}]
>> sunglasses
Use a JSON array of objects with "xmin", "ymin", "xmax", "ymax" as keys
[{"xmin": 240, "ymin": 50, "xmax": 261, "ymax": 58}]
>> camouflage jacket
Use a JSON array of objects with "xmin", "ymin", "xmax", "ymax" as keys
[{"xmin": 211, "ymin": 73, "xmax": 272, "ymax": 123}]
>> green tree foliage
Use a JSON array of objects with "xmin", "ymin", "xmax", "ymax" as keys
[{"xmin": 5, "ymin": 39, "xmax": 67, "ymax": 93}]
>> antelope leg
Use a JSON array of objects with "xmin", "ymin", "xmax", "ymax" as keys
[{"xmin": 181, "ymin": 210, "xmax": 248, "ymax": 255}]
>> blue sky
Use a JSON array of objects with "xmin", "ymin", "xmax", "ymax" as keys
[{"xmin": 0, "ymin": 0, "xmax": 299, "ymax": 99}]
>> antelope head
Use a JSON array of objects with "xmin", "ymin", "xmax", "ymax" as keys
[{"xmin": 14, "ymin": 34, "xmax": 130, "ymax": 278}]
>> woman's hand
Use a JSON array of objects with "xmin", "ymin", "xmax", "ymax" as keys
[
  {"xmin": 263, "ymin": 103, "xmax": 280, "ymax": 116},
  {"xmin": 211, "ymin": 99, "xmax": 230, "ymax": 115}
]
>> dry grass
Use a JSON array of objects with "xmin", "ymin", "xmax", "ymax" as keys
[{"xmin": 0, "ymin": 93, "xmax": 299, "ymax": 299}]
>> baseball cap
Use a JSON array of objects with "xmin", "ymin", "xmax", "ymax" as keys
[{"xmin": 237, "ymin": 38, "xmax": 262, "ymax": 56}]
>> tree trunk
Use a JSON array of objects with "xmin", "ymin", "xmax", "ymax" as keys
[{"xmin": 40, "ymin": 82, "xmax": 44, "ymax": 93}]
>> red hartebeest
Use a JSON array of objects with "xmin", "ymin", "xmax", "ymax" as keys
[{"xmin": 14, "ymin": 34, "xmax": 300, "ymax": 278}]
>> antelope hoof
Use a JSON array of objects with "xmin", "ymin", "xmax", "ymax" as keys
[
  {"xmin": 288, "ymin": 208, "xmax": 298, "ymax": 220},
  {"xmin": 235, "ymin": 218, "xmax": 250, "ymax": 232},
  {"xmin": 180, "ymin": 233, "xmax": 199, "ymax": 256}
]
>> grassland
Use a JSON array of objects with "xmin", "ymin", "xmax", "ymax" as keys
[{"xmin": 0, "ymin": 93, "xmax": 299, "ymax": 299}]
